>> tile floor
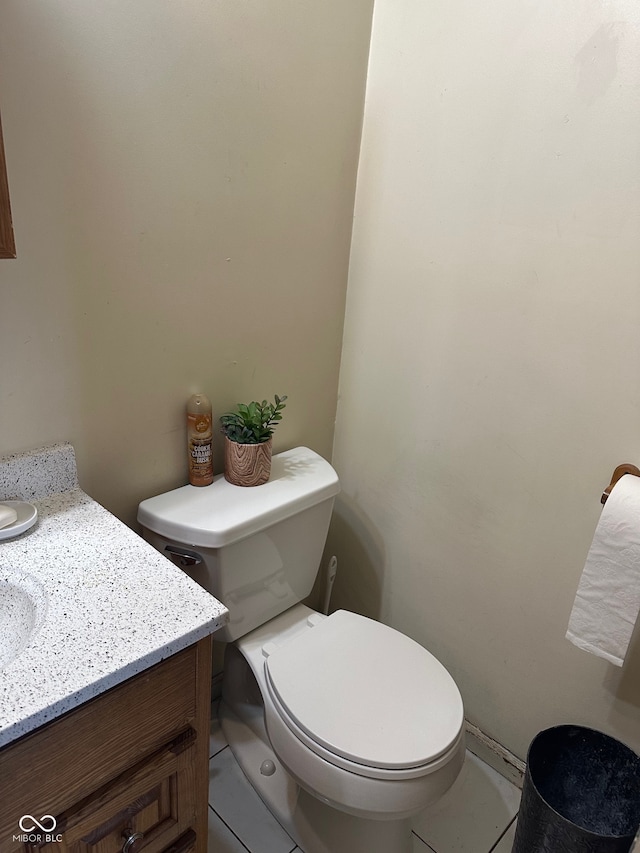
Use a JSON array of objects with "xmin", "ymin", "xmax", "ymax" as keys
[{"xmin": 208, "ymin": 701, "xmax": 521, "ymax": 853}]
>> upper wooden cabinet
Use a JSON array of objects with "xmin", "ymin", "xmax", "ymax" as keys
[{"xmin": 0, "ymin": 110, "xmax": 15, "ymax": 259}]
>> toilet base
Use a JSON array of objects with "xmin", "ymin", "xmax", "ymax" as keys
[{"xmin": 220, "ymin": 700, "xmax": 413, "ymax": 853}]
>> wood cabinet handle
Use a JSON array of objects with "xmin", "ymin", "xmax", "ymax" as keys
[{"xmin": 122, "ymin": 829, "xmax": 144, "ymax": 853}]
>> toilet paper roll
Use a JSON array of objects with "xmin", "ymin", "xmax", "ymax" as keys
[{"xmin": 566, "ymin": 474, "xmax": 640, "ymax": 666}]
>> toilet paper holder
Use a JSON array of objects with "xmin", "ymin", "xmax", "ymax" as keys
[{"xmin": 601, "ymin": 464, "xmax": 640, "ymax": 504}]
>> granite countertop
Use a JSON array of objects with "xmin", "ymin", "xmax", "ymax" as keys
[{"xmin": 0, "ymin": 443, "xmax": 228, "ymax": 748}]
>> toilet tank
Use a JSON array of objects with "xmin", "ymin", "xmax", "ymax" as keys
[{"xmin": 138, "ymin": 446, "xmax": 340, "ymax": 642}]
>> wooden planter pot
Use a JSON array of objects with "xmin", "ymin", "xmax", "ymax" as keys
[{"xmin": 224, "ymin": 436, "xmax": 272, "ymax": 487}]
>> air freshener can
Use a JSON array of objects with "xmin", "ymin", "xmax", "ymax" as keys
[{"xmin": 187, "ymin": 393, "xmax": 214, "ymax": 486}]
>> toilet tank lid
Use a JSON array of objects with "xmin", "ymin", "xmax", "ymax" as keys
[{"xmin": 137, "ymin": 446, "xmax": 340, "ymax": 549}]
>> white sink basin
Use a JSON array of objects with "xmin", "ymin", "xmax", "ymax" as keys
[{"xmin": 0, "ymin": 572, "xmax": 47, "ymax": 667}]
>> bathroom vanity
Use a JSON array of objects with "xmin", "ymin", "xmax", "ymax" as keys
[
  {"xmin": 0, "ymin": 444, "xmax": 228, "ymax": 853},
  {"xmin": 0, "ymin": 638, "xmax": 211, "ymax": 853}
]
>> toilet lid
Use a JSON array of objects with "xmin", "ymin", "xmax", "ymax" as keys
[{"xmin": 264, "ymin": 610, "xmax": 464, "ymax": 770}]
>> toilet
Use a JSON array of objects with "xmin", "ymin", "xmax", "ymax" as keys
[{"xmin": 138, "ymin": 446, "xmax": 465, "ymax": 853}]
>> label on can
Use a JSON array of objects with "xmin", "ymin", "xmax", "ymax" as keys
[{"xmin": 187, "ymin": 412, "xmax": 213, "ymax": 485}]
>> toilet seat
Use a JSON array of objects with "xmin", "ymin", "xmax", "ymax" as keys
[{"xmin": 263, "ymin": 610, "xmax": 464, "ymax": 780}]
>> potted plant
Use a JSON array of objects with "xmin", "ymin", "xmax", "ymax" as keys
[{"xmin": 220, "ymin": 394, "xmax": 287, "ymax": 486}]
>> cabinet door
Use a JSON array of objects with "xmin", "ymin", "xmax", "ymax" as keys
[{"xmin": 32, "ymin": 729, "xmax": 199, "ymax": 853}]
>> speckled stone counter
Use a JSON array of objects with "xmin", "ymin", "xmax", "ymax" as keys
[{"xmin": 0, "ymin": 443, "xmax": 228, "ymax": 748}]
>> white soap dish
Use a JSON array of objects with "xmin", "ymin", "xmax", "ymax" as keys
[{"xmin": 0, "ymin": 501, "xmax": 38, "ymax": 540}]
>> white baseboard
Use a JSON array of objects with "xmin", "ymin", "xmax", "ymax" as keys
[{"xmin": 465, "ymin": 720, "xmax": 525, "ymax": 789}]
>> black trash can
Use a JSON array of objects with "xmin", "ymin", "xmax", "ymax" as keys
[{"xmin": 512, "ymin": 725, "xmax": 640, "ymax": 853}]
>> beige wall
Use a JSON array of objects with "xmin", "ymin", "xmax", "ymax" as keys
[
  {"xmin": 332, "ymin": 0, "xmax": 640, "ymax": 758},
  {"xmin": 3, "ymin": 0, "xmax": 639, "ymax": 763},
  {"xmin": 0, "ymin": 0, "xmax": 373, "ymax": 525}
]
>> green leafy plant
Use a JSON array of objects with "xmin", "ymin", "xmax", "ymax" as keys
[{"xmin": 220, "ymin": 395, "xmax": 287, "ymax": 444}]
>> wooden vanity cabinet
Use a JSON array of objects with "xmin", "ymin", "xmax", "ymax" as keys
[{"xmin": 0, "ymin": 637, "xmax": 212, "ymax": 853}]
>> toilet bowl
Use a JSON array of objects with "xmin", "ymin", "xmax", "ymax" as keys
[
  {"xmin": 231, "ymin": 603, "xmax": 464, "ymax": 815},
  {"xmin": 138, "ymin": 447, "xmax": 465, "ymax": 853}
]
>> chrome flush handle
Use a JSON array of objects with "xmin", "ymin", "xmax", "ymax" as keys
[{"xmin": 164, "ymin": 544, "xmax": 203, "ymax": 568}]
